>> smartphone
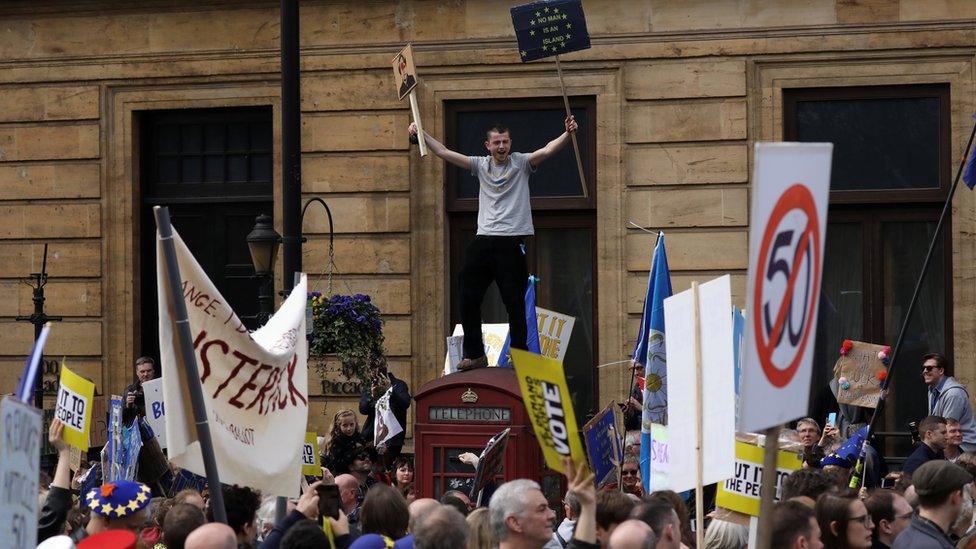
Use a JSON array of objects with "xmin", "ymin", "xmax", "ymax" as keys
[
  {"xmin": 880, "ymin": 476, "xmax": 896, "ymax": 489},
  {"xmin": 316, "ymin": 484, "xmax": 341, "ymax": 520},
  {"xmin": 826, "ymin": 413, "xmax": 837, "ymax": 427}
]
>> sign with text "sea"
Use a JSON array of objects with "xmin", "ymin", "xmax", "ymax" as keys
[{"xmin": 740, "ymin": 143, "xmax": 832, "ymax": 432}]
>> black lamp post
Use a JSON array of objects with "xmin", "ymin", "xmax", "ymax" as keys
[{"xmin": 246, "ymin": 214, "xmax": 281, "ymax": 325}]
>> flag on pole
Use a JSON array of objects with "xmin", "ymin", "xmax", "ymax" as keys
[
  {"xmin": 638, "ymin": 233, "xmax": 672, "ymax": 493},
  {"xmin": 15, "ymin": 323, "xmax": 51, "ymax": 405},
  {"xmin": 525, "ymin": 276, "xmax": 541, "ymax": 354},
  {"xmin": 498, "ymin": 275, "xmax": 541, "ymax": 367},
  {"xmin": 965, "ymin": 115, "xmax": 976, "ymax": 190}
]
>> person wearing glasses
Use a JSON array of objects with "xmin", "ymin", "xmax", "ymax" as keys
[
  {"xmin": 620, "ymin": 455, "xmax": 643, "ymax": 498},
  {"xmin": 816, "ymin": 491, "xmax": 875, "ymax": 548},
  {"xmin": 864, "ymin": 489, "xmax": 914, "ymax": 548},
  {"xmin": 922, "ymin": 353, "xmax": 976, "ymax": 452},
  {"xmin": 892, "ymin": 460, "xmax": 972, "ymax": 548}
]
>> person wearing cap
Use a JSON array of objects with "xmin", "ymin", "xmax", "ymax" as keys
[
  {"xmin": 74, "ymin": 479, "xmax": 153, "ymax": 542},
  {"xmin": 892, "ymin": 460, "xmax": 973, "ymax": 548},
  {"xmin": 922, "ymin": 353, "xmax": 976, "ymax": 452}
]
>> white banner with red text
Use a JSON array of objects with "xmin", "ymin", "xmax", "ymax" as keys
[{"xmin": 158, "ymin": 229, "xmax": 308, "ymax": 497}]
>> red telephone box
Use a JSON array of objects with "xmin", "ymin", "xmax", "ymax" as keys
[{"xmin": 414, "ymin": 368, "xmax": 564, "ymax": 503}]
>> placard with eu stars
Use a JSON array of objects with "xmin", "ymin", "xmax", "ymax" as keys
[{"xmin": 511, "ymin": 0, "xmax": 590, "ymax": 63}]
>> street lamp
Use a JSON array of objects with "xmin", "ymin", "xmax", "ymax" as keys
[{"xmin": 246, "ymin": 214, "xmax": 281, "ymax": 325}]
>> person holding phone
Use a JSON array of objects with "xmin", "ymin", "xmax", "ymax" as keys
[{"xmin": 359, "ymin": 365, "xmax": 411, "ymax": 465}]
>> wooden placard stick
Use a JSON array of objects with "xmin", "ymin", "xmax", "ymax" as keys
[
  {"xmin": 554, "ymin": 55, "xmax": 588, "ymax": 198},
  {"xmin": 408, "ymin": 89, "xmax": 428, "ymax": 157},
  {"xmin": 690, "ymin": 281, "xmax": 705, "ymax": 549},
  {"xmin": 755, "ymin": 424, "xmax": 783, "ymax": 549}
]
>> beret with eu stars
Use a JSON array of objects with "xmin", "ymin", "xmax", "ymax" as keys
[{"xmin": 84, "ymin": 480, "xmax": 152, "ymax": 519}]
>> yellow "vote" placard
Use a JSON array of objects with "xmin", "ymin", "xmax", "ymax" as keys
[
  {"xmin": 715, "ymin": 441, "xmax": 803, "ymax": 516},
  {"xmin": 302, "ymin": 432, "xmax": 320, "ymax": 476},
  {"xmin": 510, "ymin": 349, "xmax": 587, "ymax": 474},
  {"xmin": 55, "ymin": 365, "xmax": 96, "ymax": 451}
]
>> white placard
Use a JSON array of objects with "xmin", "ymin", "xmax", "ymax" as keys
[
  {"xmin": 443, "ymin": 324, "xmax": 510, "ymax": 374},
  {"xmin": 663, "ymin": 275, "xmax": 736, "ymax": 492},
  {"xmin": 740, "ymin": 143, "xmax": 832, "ymax": 432},
  {"xmin": 536, "ymin": 307, "xmax": 576, "ymax": 363},
  {"xmin": 143, "ymin": 378, "xmax": 167, "ymax": 449},
  {"xmin": 374, "ymin": 387, "xmax": 404, "ymax": 447},
  {"xmin": 1, "ymin": 397, "xmax": 41, "ymax": 549}
]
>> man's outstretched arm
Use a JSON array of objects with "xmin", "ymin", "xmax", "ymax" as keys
[
  {"xmin": 528, "ymin": 115, "xmax": 578, "ymax": 168},
  {"xmin": 408, "ymin": 122, "xmax": 470, "ymax": 170}
]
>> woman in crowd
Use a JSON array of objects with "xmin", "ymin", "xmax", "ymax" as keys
[
  {"xmin": 359, "ymin": 483, "xmax": 409, "ymax": 540},
  {"xmin": 393, "ymin": 456, "xmax": 414, "ymax": 493},
  {"xmin": 816, "ymin": 491, "xmax": 875, "ymax": 549},
  {"xmin": 323, "ymin": 409, "xmax": 367, "ymax": 475},
  {"xmin": 465, "ymin": 507, "xmax": 496, "ymax": 549}
]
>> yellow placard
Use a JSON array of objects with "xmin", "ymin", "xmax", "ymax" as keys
[
  {"xmin": 715, "ymin": 441, "xmax": 803, "ymax": 516},
  {"xmin": 55, "ymin": 365, "xmax": 95, "ymax": 451},
  {"xmin": 510, "ymin": 349, "xmax": 587, "ymax": 474},
  {"xmin": 302, "ymin": 432, "xmax": 320, "ymax": 476}
]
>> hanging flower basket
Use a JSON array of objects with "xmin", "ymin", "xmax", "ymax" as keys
[{"xmin": 308, "ymin": 292, "xmax": 386, "ymax": 381}]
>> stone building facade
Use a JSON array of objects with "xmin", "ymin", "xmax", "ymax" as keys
[{"xmin": 0, "ymin": 0, "xmax": 974, "ymax": 446}]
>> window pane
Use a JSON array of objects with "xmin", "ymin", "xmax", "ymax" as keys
[
  {"xmin": 156, "ymin": 124, "xmax": 179, "ymax": 154},
  {"xmin": 250, "ymin": 154, "xmax": 272, "ymax": 182},
  {"xmin": 181, "ymin": 156, "xmax": 202, "ymax": 183},
  {"xmin": 453, "ymin": 106, "xmax": 589, "ymax": 198},
  {"xmin": 228, "ymin": 123, "xmax": 249, "ymax": 150},
  {"xmin": 536, "ymin": 227, "xmax": 594, "ymax": 421},
  {"xmin": 157, "ymin": 156, "xmax": 179, "ymax": 183},
  {"xmin": 228, "ymin": 155, "xmax": 247, "ymax": 182},
  {"xmin": 204, "ymin": 155, "xmax": 224, "ymax": 182},
  {"xmin": 204, "ymin": 124, "xmax": 225, "ymax": 153},
  {"xmin": 883, "ymin": 221, "xmax": 945, "ymax": 457},
  {"xmin": 180, "ymin": 124, "xmax": 202, "ymax": 153},
  {"xmin": 795, "ymin": 97, "xmax": 940, "ymax": 190},
  {"xmin": 810, "ymin": 223, "xmax": 863, "ymax": 422}
]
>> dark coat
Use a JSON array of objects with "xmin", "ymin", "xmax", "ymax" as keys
[
  {"xmin": 359, "ymin": 373, "xmax": 411, "ymax": 450},
  {"xmin": 892, "ymin": 515, "xmax": 955, "ymax": 549}
]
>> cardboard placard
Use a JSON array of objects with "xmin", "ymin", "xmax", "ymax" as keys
[
  {"xmin": 302, "ymin": 432, "xmax": 320, "ymax": 476},
  {"xmin": 715, "ymin": 441, "xmax": 803, "ymax": 516},
  {"xmin": 443, "ymin": 323, "xmax": 510, "ymax": 374},
  {"xmin": 392, "ymin": 44, "xmax": 418, "ymax": 101},
  {"xmin": 583, "ymin": 402, "xmax": 622, "ymax": 488},
  {"xmin": 55, "ymin": 365, "xmax": 96, "ymax": 451},
  {"xmin": 834, "ymin": 341, "xmax": 887, "ymax": 408},
  {"xmin": 511, "ymin": 349, "xmax": 586, "ymax": 474},
  {"xmin": 0, "ymin": 397, "xmax": 42, "ymax": 549}
]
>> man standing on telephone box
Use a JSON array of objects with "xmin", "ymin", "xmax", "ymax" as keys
[{"xmin": 408, "ymin": 115, "xmax": 578, "ymax": 370}]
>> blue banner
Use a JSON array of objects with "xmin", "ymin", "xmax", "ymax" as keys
[{"xmin": 511, "ymin": 0, "xmax": 591, "ymax": 63}]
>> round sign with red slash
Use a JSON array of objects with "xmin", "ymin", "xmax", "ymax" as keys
[{"xmin": 751, "ymin": 184, "xmax": 822, "ymax": 388}]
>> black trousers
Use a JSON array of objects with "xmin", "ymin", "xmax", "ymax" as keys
[{"xmin": 458, "ymin": 235, "xmax": 529, "ymax": 359}]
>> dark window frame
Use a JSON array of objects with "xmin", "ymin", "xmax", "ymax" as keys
[
  {"xmin": 783, "ymin": 84, "xmax": 951, "ymax": 204},
  {"xmin": 444, "ymin": 97, "xmax": 599, "ymax": 420},
  {"xmin": 784, "ymin": 84, "xmax": 953, "ymax": 458},
  {"xmin": 444, "ymin": 96, "xmax": 597, "ymax": 212},
  {"xmin": 140, "ymin": 107, "xmax": 274, "ymax": 203}
]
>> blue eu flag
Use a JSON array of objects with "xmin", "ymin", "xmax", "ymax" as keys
[{"xmin": 511, "ymin": 0, "xmax": 591, "ymax": 63}]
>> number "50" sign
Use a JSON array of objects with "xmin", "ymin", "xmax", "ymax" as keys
[{"xmin": 739, "ymin": 143, "xmax": 832, "ymax": 433}]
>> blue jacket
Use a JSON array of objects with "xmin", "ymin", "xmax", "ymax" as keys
[{"xmin": 930, "ymin": 376, "xmax": 976, "ymax": 452}]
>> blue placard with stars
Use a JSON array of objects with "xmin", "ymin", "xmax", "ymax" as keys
[{"xmin": 511, "ymin": 0, "xmax": 590, "ymax": 63}]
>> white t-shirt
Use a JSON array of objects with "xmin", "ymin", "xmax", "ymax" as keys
[{"xmin": 468, "ymin": 152, "xmax": 536, "ymax": 236}]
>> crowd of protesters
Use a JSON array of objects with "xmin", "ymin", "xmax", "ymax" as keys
[{"xmin": 27, "ymin": 350, "xmax": 976, "ymax": 548}]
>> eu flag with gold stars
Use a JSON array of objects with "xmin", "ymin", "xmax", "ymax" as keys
[{"xmin": 511, "ymin": 0, "xmax": 590, "ymax": 62}]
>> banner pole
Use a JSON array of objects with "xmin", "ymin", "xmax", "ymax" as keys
[
  {"xmin": 691, "ymin": 281, "xmax": 705, "ymax": 549},
  {"xmin": 154, "ymin": 206, "xmax": 228, "ymax": 524},
  {"xmin": 408, "ymin": 89, "xmax": 428, "ymax": 157},
  {"xmin": 756, "ymin": 425, "xmax": 782, "ymax": 549},
  {"xmin": 848, "ymin": 116, "xmax": 976, "ymax": 490},
  {"xmin": 553, "ymin": 55, "xmax": 588, "ymax": 198}
]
